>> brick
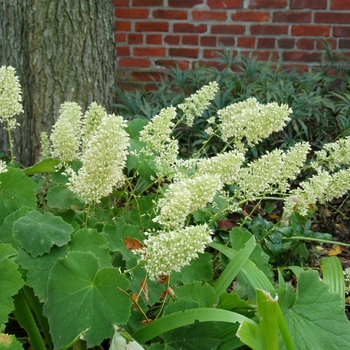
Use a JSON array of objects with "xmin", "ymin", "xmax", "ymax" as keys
[
  {"xmin": 183, "ymin": 35, "xmax": 199, "ymax": 45},
  {"xmin": 273, "ymin": 11, "xmax": 311, "ymax": 23},
  {"xmin": 164, "ymin": 35, "xmax": 181, "ymax": 45},
  {"xmin": 153, "ymin": 10, "xmax": 187, "ymax": 19},
  {"xmin": 174, "ymin": 23, "xmax": 207, "ymax": 33},
  {"xmin": 114, "ymin": 0, "xmax": 130, "ymax": 6},
  {"xmin": 296, "ymin": 38, "xmax": 314, "ymax": 50},
  {"xmin": 231, "ymin": 11, "xmax": 269, "ymax": 21},
  {"xmin": 208, "ymin": 0, "xmax": 242, "ymax": 8},
  {"xmin": 203, "ymin": 49, "xmax": 223, "ymax": 59},
  {"xmin": 116, "ymin": 46, "xmax": 130, "ymax": 56},
  {"xmin": 292, "ymin": 25, "xmax": 330, "ymax": 36},
  {"xmin": 282, "ymin": 51, "xmax": 322, "ymax": 62},
  {"xmin": 331, "ymin": 0, "xmax": 350, "ymax": 10},
  {"xmin": 290, "ymin": 0, "xmax": 326, "ymax": 9},
  {"xmin": 115, "ymin": 33, "xmax": 126, "ymax": 43},
  {"xmin": 131, "ymin": 71, "xmax": 164, "ymax": 82},
  {"xmin": 218, "ymin": 36, "xmax": 236, "ymax": 46},
  {"xmin": 169, "ymin": 48, "xmax": 199, "ymax": 58},
  {"xmin": 133, "ymin": 47, "xmax": 166, "ymax": 56},
  {"xmin": 211, "ymin": 24, "xmax": 245, "ymax": 34},
  {"xmin": 200, "ymin": 36, "xmax": 217, "ymax": 46},
  {"xmin": 132, "ymin": 0, "xmax": 163, "ymax": 5},
  {"xmin": 333, "ymin": 26, "xmax": 350, "ymax": 37},
  {"xmin": 257, "ymin": 38, "xmax": 275, "ymax": 48},
  {"xmin": 115, "ymin": 9, "xmax": 149, "ymax": 18},
  {"xmin": 146, "ymin": 34, "xmax": 162, "ymax": 45},
  {"xmin": 193, "ymin": 11, "xmax": 227, "ymax": 21},
  {"xmin": 135, "ymin": 22, "xmax": 169, "ymax": 32},
  {"xmin": 155, "ymin": 59, "xmax": 190, "ymax": 69},
  {"xmin": 168, "ymin": 0, "xmax": 203, "ymax": 7},
  {"xmin": 128, "ymin": 34, "xmax": 143, "ymax": 44},
  {"xmin": 339, "ymin": 39, "xmax": 350, "ymax": 48},
  {"xmin": 278, "ymin": 38, "xmax": 295, "ymax": 49},
  {"xmin": 242, "ymin": 50, "xmax": 279, "ymax": 60},
  {"xmin": 316, "ymin": 39, "xmax": 336, "ymax": 49},
  {"xmin": 315, "ymin": 12, "xmax": 350, "ymax": 24},
  {"xmin": 249, "ymin": 0, "xmax": 287, "ymax": 8},
  {"xmin": 118, "ymin": 58, "xmax": 151, "ymax": 68},
  {"xmin": 237, "ymin": 36, "xmax": 255, "ymax": 47},
  {"xmin": 251, "ymin": 25, "xmax": 288, "ymax": 35},
  {"xmin": 115, "ymin": 21, "xmax": 131, "ymax": 31}
]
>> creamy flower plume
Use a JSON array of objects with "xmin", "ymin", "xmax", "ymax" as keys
[
  {"xmin": 0, "ymin": 66, "xmax": 23, "ymax": 129},
  {"xmin": 0, "ymin": 160, "xmax": 7, "ymax": 174},
  {"xmin": 82, "ymin": 102, "xmax": 106, "ymax": 149},
  {"xmin": 178, "ymin": 81, "xmax": 219, "ymax": 126},
  {"xmin": 50, "ymin": 102, "xmax": 82, "ymax": 162},
  {"xmin": 68, "ymin": 114, "xmax": 129, "ymax": 203},
  {"xmin": 140, "ymin": 106, "xmax": 178, "ymax": 176},
  {"xmin": 138, "ymin": 224, "xmax": 212, "ymax": 280},
  {"xmin": 153, "ymin": 173, "xmax": 223, "ymax": 228},
  {"xmin": 207, "ymin": 97, "xmax": 292, "ymax": 148}
]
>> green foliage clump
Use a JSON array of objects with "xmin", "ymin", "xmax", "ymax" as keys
[{"xmin": 1, "ymin": 60, "xmax": 350, "ymax": 350}]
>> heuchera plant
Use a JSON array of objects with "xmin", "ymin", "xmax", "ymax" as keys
[{"xmin": 1, "ymin": 66, "xmax": 350, "ymax": 350}]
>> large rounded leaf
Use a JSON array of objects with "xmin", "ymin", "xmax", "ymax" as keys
[{"xmin": 43, "ymin": 251, "xmax": 131, "ymax": 349}]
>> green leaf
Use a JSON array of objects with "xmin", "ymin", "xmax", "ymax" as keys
[
  {"xmin": 43, "ymin": 251, "xmax": 131, "ymax": 349},
  {"xmin": 275, "ymin": 269, "xmax": 350, "ymax": 349},
  {"xmin": 0, "ymin": 207, "xmax": 31, "ymax": 249},
  {"xmin": 212, "ymin": 236, "xmax": 256, "ymax": 297},
  {"xmin": 162, "ymin": 322, "xmax": 222, "ymax": 350},
  {"xmin": 24, "ymin": 158, "xmax": 61, "ymax": 175},
  {"xmin": 320, "ymin": 256, "xmax": 345, "ymax": 307},
  {"xmin": 69, "ymin": 228, "xmax": 112, "ymax": 268},
  {"xmin": 46, "ymin": 185, "xmax": 84, "ymax": 210},
  {"xmin": 0, "ymin": 333, "xmax": 24, "ymax": 350},
  {"xmin": 216, "ymin": 293, "xmax": 254, "ymax": 315},
  {"xmin": 0, "ymin": 168, "xmax": 37, "ymax": 226},
  {"xmin": 173, "ymin": 282, "xmax": 217, "ymax": 309},
  {"xmin": 0, "ymin": 244, "xmax": 25, "ymax": 324},
  {"xmin": 16, "ymin": 246, "xmax": 67, "ymax": 302},
  {"xmin": 132, "ymin": 308, "xmax": 256, "ymax": 345},
  {"xmin": 13, "ymin": 211, "xmax": 74, "ymax": 257},
  {"xmin": 172, "ymin": 253, "xmax": 213, "ymax": 284}
]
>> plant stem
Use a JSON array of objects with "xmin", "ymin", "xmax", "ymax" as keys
[
  {"xmin": 13, "ymin": 288, "xmax": 47, "ymax": 350},
  {"xmin": 6, "ymin": 122, "xmax": 15, "ymax": 164}
]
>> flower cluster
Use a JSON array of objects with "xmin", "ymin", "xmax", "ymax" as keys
[
  {"xmin": 0, "ymin": 160, "xmax": 7, "ymax": 174},
  {"xmin": 138, "ymin": 224, "xmax": 212, "ymax": 280},
  {"xmin": 196, "ymin": 150, "xmax": 245, "ymax": 185},
  {"xmin": 153, "ymin": 173, "xmax": 223, "ymax": 229},
  {"xmin": 68, "ymin": 114, "xmax": 129, "ymax": 204},
  {"xmin": 0, "ymin": 66, "xmax": 23, "ymax": 129},
  {"xmin": 82, "ymin": 102, "xmax": 106, "ymax": 149},
  {"xmin": 314, "ymin": 136, "xmax": 350, "ymax": 171},
  {"xmin": 283, "ymin": 171, "xmax": 331, "ymax": 215},
  {"xmin": 50, "ymin": 102, "xmax": 82, "ymax": 162},
  {"xmin": 139, "ymin": 107, "xmax": 178, "ymax": 176},
  {"xmin": 177, "ymin": 81, "xmax": 219, "ymax": 126},
  {"xmin": 208, "ymin": 97, "xmax": 292, "ymax": 148}
]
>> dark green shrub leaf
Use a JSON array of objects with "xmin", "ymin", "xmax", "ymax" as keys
[{"xmin": 47, "ymin": 185, "xmax": 84, "ymax": 210}]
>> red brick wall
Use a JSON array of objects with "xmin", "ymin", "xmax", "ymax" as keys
[{"xmin": 114, "ymin": 0, "xmax": 350, "ymax": 89}]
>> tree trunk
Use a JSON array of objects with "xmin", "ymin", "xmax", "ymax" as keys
[{"xmin": 0, "ymin": 0, "xmax": 116, "ymax": 166}]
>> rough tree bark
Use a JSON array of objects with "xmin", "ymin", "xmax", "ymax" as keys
[{"xmin": 0, "ymin": 0, "xmax": 117, "ymax": 166}]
